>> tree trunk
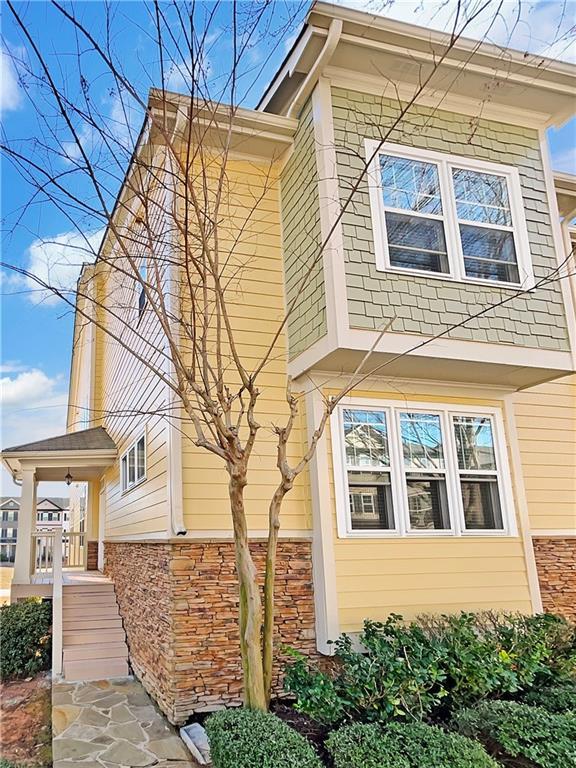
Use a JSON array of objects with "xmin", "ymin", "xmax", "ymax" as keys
[{"xmin": 229, "ymin": 464, "xmax": 267, "ymax": 710}]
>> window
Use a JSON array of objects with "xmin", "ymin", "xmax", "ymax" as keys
[
  {"xmin": 2, "ymin": 509, "xmax": 16, "ymax": 522},
  {"xmin": 121, "ymin": 433, "xmax": 147, "ymax": 492},
  {"xmin": 368, "ymin": 142, "xmax": 532, "ymax": 287},
  {"xmin": 333, "ymin": 401, "xmax": 514, "ymax": 538},
  {"xmin": 138, "ymin": 260, "xmax": 147, "ymax": 318}
]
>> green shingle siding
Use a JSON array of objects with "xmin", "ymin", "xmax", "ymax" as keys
[
  {"xmin": 332, "ymin": 87, "xmax": 570, "ymax": 352},
  {"xmin": 280, "ymin": 101, "xmax": 326, "ymax": 359}
]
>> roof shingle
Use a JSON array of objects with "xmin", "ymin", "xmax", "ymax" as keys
[{"xmin": 2, "ymin": 427, "xmax": 116, "ymax": 454}]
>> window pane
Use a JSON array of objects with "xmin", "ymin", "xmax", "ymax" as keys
[
  {"xmin": 343, "ymin": 410, "xmax": 389, "ymax": 468},
  {"xmin": 128, "ymin": 448, "xmax": 135, "ymax": 484},
  {"xmin": 452, "ymin": 168, "xmax": 512, "ymax": 226},
  {"xmin": 400, "ymin": 412, "xmax": 445, "ymax": 470},
  {"xmin": 137, "ymin": 437, "xmax": 146, "ymax": 480},
  {"xmin": 386, "ymin": 212, "xmax": 449, "ymax": 273},
  {"xmin": 453, "ymin": 416, "xmax": 497, "ymax": 471},
  {"xmin": 461, "ymin": 476, "xmax": 503, "ymax": 530},
  {"xmin": 121, "ymin": 456, "xmax": 127, "ymax": 490},
  {"xmin": 348, "ymin": 471, "xmax": 394, "ymax": 530},
  {"xmin": 460, "ymin": 225, "xmax": 519, "ymax": 283},
  {"xmin": 406, "ymin": 475, "xmax": 450, "ymax": 530},
  {"xmin": 380, "ymin": 155, "xmax": 442, "ymax": 214}
]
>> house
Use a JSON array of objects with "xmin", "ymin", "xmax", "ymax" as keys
[
  {"xmin": 2, "ymin": 2, "xmax": 575, "ymax": 726},
  {"xmin": 0, "ymin": 496, "xmax": 70, "ymax": 564}
]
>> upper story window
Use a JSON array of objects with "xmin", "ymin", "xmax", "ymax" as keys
[
  {"xmin": 138, "ymin": 260, "xmax": 147, "ymax": 319},
  {"xmin": 2, "ymin": 509, "xmax": 17, "ymax": 522},
  {"xmin": 121, "ymin": 432, "xmax": 146, "ymax": 493},
  {"xmin": 367, "ymin": 141, "xmax": 533, "ymax": 288},
  {"xmin": 332, "ymin": 400, "xmax": 514, "ymax": 538}
]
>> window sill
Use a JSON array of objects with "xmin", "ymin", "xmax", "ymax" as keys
[
  {"xmin": 337, "ymin": 529, "xmax": 516, "ymax": 539},
  {"xmin": 121, "ymin": 475, "xmax": 147, "ymax": 497},
  {"xmin": 374, "ymin": 263, "xmax": 529, "ymax": 291}
]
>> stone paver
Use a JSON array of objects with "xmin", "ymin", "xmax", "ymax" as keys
[{"xmin": 52, "ymin": 679, "xmax": 200, "ymax": 768}]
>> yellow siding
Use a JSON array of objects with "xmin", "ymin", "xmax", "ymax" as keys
[
  {"xmin": 179, "ymin": 158, "xmax": 310, "ymax": 533},
  {"xmin": 325, "ymin": 387, "xmax": 533, "ymax": 632},
  {"xmin": 514, "ymin": 375, "xmax": 576, "ymax": 531}
]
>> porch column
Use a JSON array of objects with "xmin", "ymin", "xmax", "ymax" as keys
[{"xmin": 13, "ymin": 466, "xmax": 37, "ymax": 584}]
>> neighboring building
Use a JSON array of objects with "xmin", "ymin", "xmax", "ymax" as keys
[
  {"xmin": 0, "ymin": 496, "xmax": 70, "ymax": 563},
  {"xmin": 2, "ymin": 2, "xmax": 575, "ymax": 725}
]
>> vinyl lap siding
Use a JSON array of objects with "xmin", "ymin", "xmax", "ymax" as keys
[
  {"xmin": 180, "ymin": 158, "xmax": 311, "ymax": 534},
  {"xmin": 325, "ymin": 387, "xmax": 533, "ymax": 632},
  {"xmin": 514, "ymin": 376, "xmax": 576, "ymax": 532}
]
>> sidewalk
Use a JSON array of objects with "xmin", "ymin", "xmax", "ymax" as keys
[{"xmin": 52, "ymin": 678, "xmax": 201, "ymax": 767}]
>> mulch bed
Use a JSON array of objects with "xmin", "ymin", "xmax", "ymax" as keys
[
  {"xmin": 0, "ymin": 673, "xmax": 52, "ymax": 767},
  {"xmin": 271, "ymin": 700, "xmax": 332, "ymax": 765}
]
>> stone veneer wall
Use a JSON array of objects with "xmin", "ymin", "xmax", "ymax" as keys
[
  {"xmin": 105, "ymin": 539, "xmax": 317, "ymax": 724},
  {"xmin": 86, "ymin": 540, "xmax": 98, "ymax": 571},
  {"xmin": 533, "ymin": 537, "xmax": 576, "ymax": 621}
]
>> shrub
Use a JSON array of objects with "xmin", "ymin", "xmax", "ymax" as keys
[
  {"xmin": 326, "ymin": 721, "xmax": 498, "ymax": 768},
  {"xmin": 0, "ymin": 599, "xmax": 52, "ymax": 680},
  {"xmin": 284, "ymin": 612, "xmax": 576, "ymax": 726},
  {"xmin": 453, "ymin": 700, "xmax": 576, "ymax": 768},
  {"xmin": 523, "ymin": 683, "xmax": 576, "ymax": 713},
  {"xmin": 205, "ymin": 707, "xmax": 323, "ymax": 768}
]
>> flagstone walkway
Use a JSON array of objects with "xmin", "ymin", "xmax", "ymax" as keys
[{"xmin": 52, "ymin": 679, "xmax": 201, "ymax": 768}]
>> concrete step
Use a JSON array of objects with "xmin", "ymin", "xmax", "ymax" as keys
[
  {"xmin": 64, "ymin": 593, "xmax": 118, "ymax": 606},
  {"xmin": 63, "ymin": 642, "xmax": 128, "ymax": 662},
  {"xmin": 63, "ymin": 628, "xmax": 126, "ymax": 645},
  {"xmin": 63, "ymin": 658, "xmax": 129, "ymax": 682}
]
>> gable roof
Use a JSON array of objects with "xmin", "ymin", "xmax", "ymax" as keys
[{"xmin": 2, "ymin": 427, "xmax": 116, "ymax": 455}]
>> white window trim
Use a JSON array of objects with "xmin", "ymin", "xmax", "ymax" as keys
[
  {"xmin": 120, "ymin": 430, "xmax": 147, "ymax": 494},
  {"xmin": 331, "ymin": 398, "xmax": 517, "ymax": 539},
  {"xmin": 365, "ymin": 140, "xmax": 535, "ymax": 290}
]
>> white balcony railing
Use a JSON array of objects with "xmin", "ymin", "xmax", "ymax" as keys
[{"xmin": 31, "ymin": 529, "xmax": 86, "ymax": 575}]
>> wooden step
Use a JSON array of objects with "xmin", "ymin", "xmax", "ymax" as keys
[
  {"xmin": 62, "ymin": 603, "xmax": 120, "ymax": 621},
  {"xmin": 63, "ymin": 642, "xmax": 128, "ymax": 662},
  {"xmin": 63, "ymin": 628, "xmax": 126, "ymax": 645},
  {"xmin": 64, "ymin": 593, "xmax": 118, "ymax": 606},
  {"xmin": 63, "ymin": 659, "xmax": 129, "ymax": 682},
  {"xmin": 63, "ymin": 617, "xmax": 123, "ymax": 631}
]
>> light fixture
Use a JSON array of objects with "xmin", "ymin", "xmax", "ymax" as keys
[{"xmin": 65, "ymin": 469, "xmax": 73, "ymax": 486}]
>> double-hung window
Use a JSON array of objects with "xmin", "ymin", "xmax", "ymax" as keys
[
  {"xmin": 121, "ymin": 433, "xmax": 146, "ymax": 493},
  {"xmin": 367, "ymin": 141, "xmax": 532, "ymax": 287},
  {"xmin": 333, "ymin": 401, "xmax": 513, "ymax": 537}
]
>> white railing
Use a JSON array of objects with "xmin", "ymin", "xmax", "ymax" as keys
[
  {"xmin": 31, "ymin": 529, "xmax": 86, "ymax": 576},
  {"xmin": 52, "ymin": 531, "xmax": 63, "ymax": 677}
]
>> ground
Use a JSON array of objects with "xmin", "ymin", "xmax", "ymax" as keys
[
  {"xmin": 0, "ymin": 673, "xmax": 52, "ymax": 767},
  {"xmin": 52, "ymin": 678, "xmax": 201, "ymax": 768}
]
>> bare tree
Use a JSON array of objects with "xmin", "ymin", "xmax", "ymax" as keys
[{"xmin": 2, "ymin": 0, "xmax": 573, "ymax": 710}]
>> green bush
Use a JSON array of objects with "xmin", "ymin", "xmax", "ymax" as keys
[
  {"xmin": 205, "ymin": 708, "xmax": 323, "ymax": 768},
  {"xmin": 284, "ymin": 612, "xmax": 576, "ymax": 726},
  {"xmin": 522, "ymin": 683, "xmax": 576, "ymax": 713},
  {"xmin": 326, "ymin": 721, "xmax": 498, "ymax": 768},
  {"xmin": 453, "ymin": 700, "xmax": 576, "ymax": 768},
  {"xmin": 0, "ymin": 599, "xmax": 52, "ymax": 680}
]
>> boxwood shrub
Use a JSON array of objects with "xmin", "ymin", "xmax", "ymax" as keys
[
  {"xmin": 523, "ymin": 683, "xmax": 576, "ymax": 714},
  {"xmin": 453, "ymin": 700, "xmax": 576, "ymax": 768},
  {"xmin": 205, "ymin": 707, "xmax": 322, "ymax": 768},
  {"xmin": 326, "ymin": 721, "xmax": 498, "ymax": 768},
  {"xmin": 0, "ymin": 599, "xmax": 52, "ymax": 680}
]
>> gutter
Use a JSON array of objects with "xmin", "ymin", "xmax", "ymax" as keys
[{"xmin": 286, "ymin": 18, "xmax": 342, "ymax": 119}]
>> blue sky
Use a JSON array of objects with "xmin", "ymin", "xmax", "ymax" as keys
[{"xmin": 1, "ymin": 0, "xmax": 575, "ymax": 495}]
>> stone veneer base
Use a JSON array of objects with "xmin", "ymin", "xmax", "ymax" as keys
[
  {"xmin": 533, "ymin": 537, "xmax": 576, "ymax": 622},
  {"xmin": 104, "ymin": 540, "xmax": 317, "ymax": 724}
]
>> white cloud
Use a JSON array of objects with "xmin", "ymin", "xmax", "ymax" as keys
[
  {"xmin": 0, "ymin": 46, "xmax": 22, "ymax": 113},
  {"xmin": 24, "ymin": 227, "xmax": 105, "ymax": 305},
  {"xmin": 1, "ymin": 366, "xmax": 69, "ymax": 495}
]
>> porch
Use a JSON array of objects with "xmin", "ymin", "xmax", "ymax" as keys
[{"xmin": 0, "ymin": 426, "xmax": 117, "ymax": 600}]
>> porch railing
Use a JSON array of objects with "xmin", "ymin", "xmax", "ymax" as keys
[{"xmin": 31, "ymin": 529, "xmax": 86, "ymax": 575}]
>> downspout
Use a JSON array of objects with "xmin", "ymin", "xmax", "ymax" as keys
[{"xmin": 286, "ymin": 19, "xmax": 343, "ymax": 120}]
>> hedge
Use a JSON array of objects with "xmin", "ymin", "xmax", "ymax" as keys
[
  {"xmin": 453, "ymin": 700, "xmax": 576, "ymax": 768},
  {"xmin": 326, "ymin": 721, "xmax": 498, "ymax": 768},
  {"xmin": 0, "ymin": 599, "xmax": 52, "ymax": 680},
  {"xmin": 205, "ymin": 708, "xmax": 323, "ymax": 768},
  {"xmin": 522, "ymin": 683, "xmax": 576, "ymax": 714}
]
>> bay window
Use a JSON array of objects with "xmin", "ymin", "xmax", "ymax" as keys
[
  {"xmin": 333, "ymin": 402, "xmax": 514, "ymax": 537},
  {"xmin": 368, "ymin": 142, "xmax": 532, "ymax": 287}
]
